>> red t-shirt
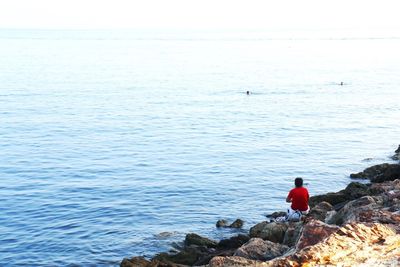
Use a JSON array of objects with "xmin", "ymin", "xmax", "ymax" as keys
[{"xmin": 287, "ymin": 187, "xmax": 309, "ymax": 211}]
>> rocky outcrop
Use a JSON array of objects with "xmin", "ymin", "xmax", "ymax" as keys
[
  {"xmin": 121, "ymin": 147, "xmax": 400, "ymax": 267},
  {"xmin": 308, "ymin": 182, "xmax": 371, "ymax": 208},
  {"xmin": 234, "ymin": 238, "xmax": 289, "ymax": 261},
  {"xmin": 350, "ymin": 163, "xmax": 400, "ymax": 183},
  {"xmin": 184, "ymin": 233, "xmax": 217, "ymax": 248},
  {"xmin": 122, "ymin": 179, "xmax": 400, "ymax": 266}
]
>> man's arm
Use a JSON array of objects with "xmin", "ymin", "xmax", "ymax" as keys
[{"xmin": 286, "ymin": 189, "xmax": 293, "ymax": 203}]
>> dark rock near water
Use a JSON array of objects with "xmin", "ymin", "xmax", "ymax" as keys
[
  {"xmin": 309, "ymin": 182, "xmax": 371, "ymax": 208},
  {"xmin": 217, "ymin": 234, "xmax": 250, "ymax": 249},
  {"xmin": 350, "ymin": 163, "xmax": 400, "ymax": 183},
  {"xmin": 350, "ymin": 163, "xmax": 391, "ymax": 179},
  {"xmin": 154, "ymin": 247, "xmax": 209, "ymax": 266},
  {"xmin": 229, "ymin": 219, "xmax": 244, "ymax": 228},
  {"xmin": 121, "ymin": 256, "xmax": 178, "ymax": 267},
  {"xmin": 216, "ymin": 218, "xmax": 244, "ymax": 228},
  {"xmin": 120, "ymin": 256, "xmax": 150, "ymax": 267},
  {"xmin": 265, "ymin": 211, "xmax": 286, "ymax": 219},
  {"xmin": 309, "ymin": 182, "xmax": 371, "ymax": 210},
  {"xmin": 371, "ymin": 164, "xmax": 400, "ymax": 183},
  {"xmin": 216, "ymin": 219, "xmax": 228, "ymax": 228},
  {"xmin": 391, "ymin": 145, "xmax": 400, "ymax": 160},
  {"xmin": 184, "ymin": 233, "xmax": 217, "ymax": 248}
]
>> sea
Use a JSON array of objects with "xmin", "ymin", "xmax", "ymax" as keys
[{"xmin": 0, "ymin": 29, "xmax": 399, "ymax": 266}]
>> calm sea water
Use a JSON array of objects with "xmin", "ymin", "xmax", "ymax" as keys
[{"xmin": 0, "ymin": 29, "xmax": 399, "ymax": 266}]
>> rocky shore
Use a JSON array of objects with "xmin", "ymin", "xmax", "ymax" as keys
[{"xmin": 121, "ymin": 146, "xmax": 400, "ymax": 267}]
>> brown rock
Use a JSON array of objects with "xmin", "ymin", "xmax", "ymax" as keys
[
  {"xmin": 266, "ymin": 223, "xmax": 400, "ymax": 266},
  {"xmin": 234, "ymin": 238, "xmax": 289, "ymax": 261},
  {"xmin": 249, "ymin": 222, "xmax": 289, "ymax": 243},
  {"xmin": 295, "ymin": 219, "xmax": 339, "ymax": 250},
  {"xmin": 208, "ymin": 256, "xmax": 269, "ymax": 267}
]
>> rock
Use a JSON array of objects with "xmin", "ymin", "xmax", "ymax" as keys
[
  {"xmin": 309, "ymin": 192, "xmax": 347, "ymax": 208},
  {"xmin": 120, "ymin": 257, "xmax": 150, "ymax": 267},
  {"xmin": 327, "ymin": 195, "xmax": 383, "ymax": 225},
  {"xmin": 120, "ymin": 256, "xmax": 178, "ymax": 267},
  {"xmin": 217, "ymin": 234, "xmax": 250, "ymax": 249},
  {"xmin": 350, "ymin": 163, "xmax": 391, "ymax": 179},
  {"xmin": 343, "ymin": 182, "xmax": 372, "ymax": 199},
  {"xmin": 152, "ymin": 246, "xmax": 215, "ymax": 266},
  {"xmin": 265, "ymin": 211, "xmax": 286, "ymax": 219},
  {"xmin": 307, "ymin": 201, "xmax": 333, "ymax": 222},
  {"xmin": 249, "ymin": 222, "xmax": 288, "ymax": 243},
  {"xmin": 263, "ymin": 223, "xmax": 400, "ymax": 266},
  {"xmin": 282, "ymin": 222, "xmax": 303, "ymax": 247},
  {"xmin": 371, "ymin": 164, "xmax": 400, "ymax": 183},
  {"xmin": 184, "ymin": 233, "xmax": 217, "ymax": 248},
  {"xmin": 267, "ymin": 223, "xmax": 400, "ymax": 266},
  {"xmin": 350, "ymin": 163, "xmax": 400, "ymax": 183},
  {"xmin": 391, "ymin": 145, "xmax": 400, "ymax": 160},
  {"xmin": 295, "ymin": 219, "xmax": 339, "ymax": 250},
  {"xmin": 208, "ymin": 256, "xmax": 269, "ymax": 267},
  {"xmin": 309, "ymin": 182, "xmax": 371, "ymax": 208},
  {"xmin": 234, "ymin": 238, "xmax": 289, "ymax": 261},
  {"xmin": 216, "ymin": 219, "xmax": 228, "ymax": 228},
  {"xmin": 229, "ymin": 219, "xmax": 244, "ymax": 228}
]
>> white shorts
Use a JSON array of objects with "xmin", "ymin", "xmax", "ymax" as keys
[{"xmin": 286, "ymin": 206, "xmax": 309, "ymax": 221}]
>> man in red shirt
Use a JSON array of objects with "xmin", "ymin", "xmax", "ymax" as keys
[{"xmin": 286, "ymin": 177, "xmax": 309, "ymax": 221}]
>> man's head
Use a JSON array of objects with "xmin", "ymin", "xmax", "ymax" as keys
[{"xmin": 294, "ymin": 177, "xmax": 303, "ymax": 188}]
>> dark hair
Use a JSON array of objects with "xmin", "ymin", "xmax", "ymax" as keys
[{"xmin": 294, "ymin": 177, "xmax": 303, "ymax": 188}]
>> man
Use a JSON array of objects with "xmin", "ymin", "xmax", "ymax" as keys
[{"xmin": 286, "ymin": 177, "xmax": 309, "ymax": 221}]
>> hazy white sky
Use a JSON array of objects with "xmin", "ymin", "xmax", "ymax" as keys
[{"xmin": 0, "ymin": 0, "xmax": 399, "ymax": 30}]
